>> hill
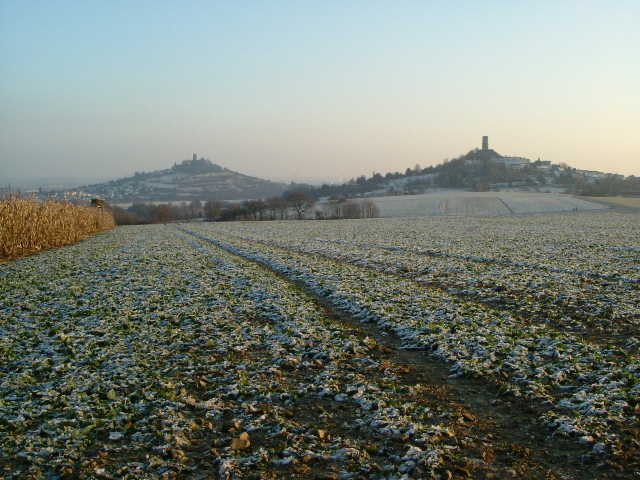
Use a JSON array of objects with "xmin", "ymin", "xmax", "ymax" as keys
[
  {"xmin": 312, "ymin": 137, "xmax": 632, "ymax": 199},
  {"xmin": 70, "ymin": 155, "xmax": 288, "ymax": 203}
]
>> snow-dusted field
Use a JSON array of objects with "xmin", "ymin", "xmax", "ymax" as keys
[
  {"xmin": 356, "ymin": 191, "xmax": 607, "ymax": 217},
  {"xmin": 580, "ymin": 196, "xmax": 640, "ymax": 210},
  {"xmin": 2, "ymin": 212, "xmax": 639, "ymax": 478},
  {"xmin": 183, "ymin": 211, "xmax": 640, "ymax": 471}
]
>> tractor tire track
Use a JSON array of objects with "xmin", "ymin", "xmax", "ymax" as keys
[{"xmin": 176, "ymin": 225, "xmax": 624, "ymax": 479}]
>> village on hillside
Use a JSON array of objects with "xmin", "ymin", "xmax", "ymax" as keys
[{"xmin": 4, "ymin": 137, "xmax": 637, "ymax": 206}]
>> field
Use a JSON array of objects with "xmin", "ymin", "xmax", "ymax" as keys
[
  {"xmin": 580, "ymin": 196, "xmax": 640, "ymax": 211},
  {"xmin": 344, "ymin": 192, "xmax": 607, "ymax": 217},
  {"xmin": 1, "ymin": 211, "xmax": 639, "ymax": 479},
  {"xmin": 0, "ymin": 196, "xmax": 115, "ymax": 260}
]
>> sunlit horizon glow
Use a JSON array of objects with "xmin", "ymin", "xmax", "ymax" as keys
[{"xmin": 1, "ymin": 0, "xmax": 639, "ymax": 185}]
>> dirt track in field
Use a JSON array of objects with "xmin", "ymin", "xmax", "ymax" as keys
[{"xmin": 180, "ymin": 226, "xmax": 633, "ymax": 479}]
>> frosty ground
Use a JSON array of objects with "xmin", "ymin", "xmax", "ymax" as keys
[
  {"xmin": 315, "ymin": 192, "xmax": 606, "ymax": 218},
  {"xmin": 1, "ymin": 211, "xmax": 638, "ymax": 479}
]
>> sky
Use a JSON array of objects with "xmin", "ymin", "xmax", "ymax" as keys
[{"xmin": 1, "ymin": 0, "xmax": 639, "ymax": 185}]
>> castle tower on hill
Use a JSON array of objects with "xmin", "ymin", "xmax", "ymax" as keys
[{"xmin": 482, "ymin": 136, "xmax": 489, "ymax": 151}]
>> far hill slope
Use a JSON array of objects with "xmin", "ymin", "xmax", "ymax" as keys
[
  {"xmin": 80, "ymin": 157, "xmax": 287, "ymax": 203},
  {"xmin": 312, "ymin": 137, "xmax": 631, "ymax": 199}
]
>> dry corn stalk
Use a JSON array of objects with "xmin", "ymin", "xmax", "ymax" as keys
[{"xmin": 0, "ymin": 194, "xmax": 115, "ymax": 259}]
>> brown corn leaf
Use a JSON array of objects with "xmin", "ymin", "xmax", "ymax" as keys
[{"xmin": 231, "ymin": 432, "xmax": 250, "ymax": 450}]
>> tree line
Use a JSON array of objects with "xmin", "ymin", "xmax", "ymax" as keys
[
  {"xmin": 110, "ymin": 192, "xmax": 380, "ymax": 225},
  {"xmin": 575, "ymin": 174, "xmax": 640, "ymax": 196}
]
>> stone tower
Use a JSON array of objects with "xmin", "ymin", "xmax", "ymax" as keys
[{"xmin": 482, "ymin": 136, "xmax": 489, "ymax": 151}]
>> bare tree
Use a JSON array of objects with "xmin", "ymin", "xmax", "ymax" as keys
[
  {"xmin": 276, "ymin": 198, "xmax": 289, "ymax": 219},
  {"xmin": 284, "ymin": 192, "xmax": 315, "ymax": 219},
  {"xmin": 324, "ymin": 196, "xmax": 343, "ymax": 219},
  {"xmin": 360, "ymin": 199, "xmax": 380, "ymax": 218},
  {"xmin": 204, "ymin": 200, "xmax": 224, "ymax": 221},
  {"xmin": 152, "ymin": 204, "xmax": 172, "ymax": 223},
  {"xmin": 189, "ymin": 199, "xmax": 202, "ymax": 218},
  {"xmin": 324, "ymin": 198, "xmax": 380, "ymax": 219},
  {"xmin": 243, "ymin": 200, "xmax": 267, "ymax": 220},
  {"xmin": 265, "ymin": 197, "xmax": 287, "ymax": 220},
  {"xmin": 341, "ymin": 200, "xmax": 361, "ymax": 219}
]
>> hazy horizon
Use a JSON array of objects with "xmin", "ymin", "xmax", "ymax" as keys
[{"xmin": 2, "ymin": 1, "xmax": 639, "ymax": 185}]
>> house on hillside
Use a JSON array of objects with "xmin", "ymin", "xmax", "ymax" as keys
[
  {"xmin": 498, "ymin": 156, "xmax": 530, "ymax": 168},
  {"xmin": 533, "ymin": 160, "xmax": 552, "ymax": 170}
]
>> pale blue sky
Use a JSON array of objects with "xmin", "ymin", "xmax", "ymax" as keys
[{"xmin": 1, "ymin": 0, "xmax": 638, "ymax": 184}]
